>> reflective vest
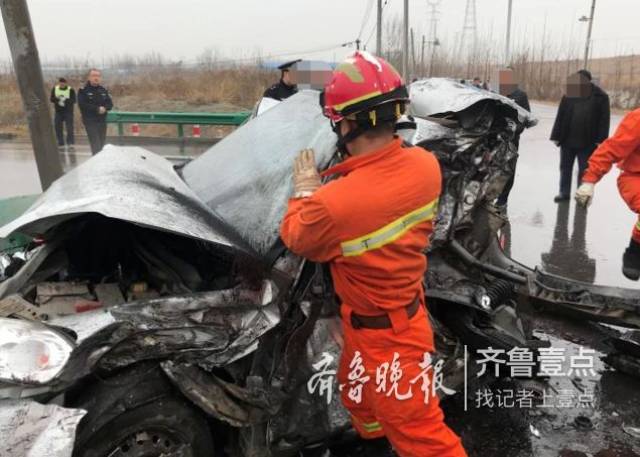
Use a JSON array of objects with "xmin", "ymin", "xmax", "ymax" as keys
[{"xmin": 54, "ymin": 85, "xmax": 71, "ymax": 100}]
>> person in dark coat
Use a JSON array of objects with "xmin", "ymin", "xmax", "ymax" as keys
[
  {"xmin": 50, "ymin": 77, "xmax": 76, "ymax": 152},
  {"xmin": 78, "ymin": 68, "xmax": 113, "ymax": 155},
  {"xmin": 550, "ymin": 69, "xmax": 610, "ymax": 202},
  {"xmin": 496, "ymin": 70, "xmax": 532, "ymax": 208},
  {"xmin": 263, "ymin": 59, "xmax": 301, "ymax": 101}
]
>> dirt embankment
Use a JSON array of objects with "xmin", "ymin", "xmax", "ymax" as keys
[{"xmin": 0, "ymin": 67, "xmax": 275, "ymax": 138}]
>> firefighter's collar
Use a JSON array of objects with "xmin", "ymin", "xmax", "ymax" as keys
[{"xmin": 322, "ymin": 137, "xmax": 402, "ymax": 177}]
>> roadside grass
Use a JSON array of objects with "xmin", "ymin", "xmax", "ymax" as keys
[{"xmin": 0, "ymin": 66, "xmax": 275, "ymax": 138}]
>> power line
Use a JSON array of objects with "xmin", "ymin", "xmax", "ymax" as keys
[
  {"xmin": 359, "ymin": 0, "xmax": 375, "ymax": 39},
  {"xmin": 364, "ymin": 0, "xmax": 391, "ymax": 48},
  {"xmin": 195, "ymin": 42, "xmax": 351, "ymax": 66}
]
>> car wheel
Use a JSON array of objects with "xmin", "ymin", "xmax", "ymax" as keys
[{"xmin": 73, "ymin": 396, "xmax": 214, "ymax": 457}]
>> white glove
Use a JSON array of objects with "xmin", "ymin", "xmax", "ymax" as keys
[
  {"xmin": 293, "ymin": 149, "xmax": 321, "ymax": 198},
  {"xmin": 575, "ymin": 182, "xmax": 595, "ymax": 207}
]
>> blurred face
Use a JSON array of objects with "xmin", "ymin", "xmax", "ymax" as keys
[
  {"xmin": 499, "ymin": 70, "xmax": 517, "ymax": 96},
  {"xmin": 59, "ymin": 81, "xmax": 67, "ymax": 89},
  {"xmin": 290, "ymin": 63, "xmax": 333, "ymax": 90},
  {"xmin": 88, "ymin": 70, "xmax": 101, "ymax": 86},
  {"xmin": 566, "ymin": 73, "xmax": 591, "ymax": 98}
]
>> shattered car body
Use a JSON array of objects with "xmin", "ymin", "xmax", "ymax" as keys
[{"xmin": 0, "ymin": 80, "xmax": 639, "ymax": 456}]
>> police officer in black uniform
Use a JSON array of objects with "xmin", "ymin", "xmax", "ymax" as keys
[
  {"xmin": 78, "ymin": 68, "xmax": 113, "ymax": 154},
  {"xmin": 263, "ymin": 59, "xmax": 301, "ymax": 101}
]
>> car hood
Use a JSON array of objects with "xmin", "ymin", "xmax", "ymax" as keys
[
  {"xmin": 181, "ymin": 90, "xmax": 337, "ymax": 257},
  {"xmin": 0, "ymin": 145, "xmax": 253, "ymax": 255}
]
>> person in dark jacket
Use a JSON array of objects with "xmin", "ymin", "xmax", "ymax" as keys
[
  {"xmin": 263, "ymin": 59, "xmax": 301, "ymax": 101},
  {"xmin": 496, "ymin": 70, "xmax": 532, "ymax": 208},
  {"xmin": 50, "ymin": 77, "xmax": 76, "ymax": 152},
  {"xmin": 78, "ymin": 68, "xmax": 113, "ymax": 154},
  {"xmin": 550, "ymin": 69, "xmax": 610, "ymax": 202}
]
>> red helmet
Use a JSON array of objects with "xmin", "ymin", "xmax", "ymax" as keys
[{"xmin": 321, "ymin": 51, "xmax": 409, "ymax": 124}]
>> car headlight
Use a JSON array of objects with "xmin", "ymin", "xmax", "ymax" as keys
[{"xmin": 0, "ymin": 318, "xmax": 74, "ymax": 384}]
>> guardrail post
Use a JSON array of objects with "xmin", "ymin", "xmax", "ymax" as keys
[{"xmin": 177, "ymin": 124, "xmax": 185, "ymax": 154}]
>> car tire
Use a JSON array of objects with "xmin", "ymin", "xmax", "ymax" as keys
[
  {"xmin": 73, "ymin": 395, "xmax": 214, "ymax": 457},
  {"xmin": 70, "ymin": 364, "xmax": 215, "ymax": 457}
]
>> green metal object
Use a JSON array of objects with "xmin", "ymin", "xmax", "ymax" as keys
[
  {"xmin": 107, "ymin": 111, "xmax": 251, "ymax": 126},
  {"xmin": 0, "ymin": 194, "xmax": 38, "ymax": 253}
]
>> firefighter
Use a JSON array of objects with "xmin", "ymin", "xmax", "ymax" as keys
[
  {"xmin": 280, "ymin": 51, "xmax": 467, "ymax": 457},
  {"xmin": 263, "ymin": 59, "xmax": 301, "ymax": 101},
  {"xmin": 78, "ymin": 68, "xmax": 113, "ymax": 154},
  {"xmin": 575, "ymin": 108, "xmax": 640, "ymax": 280},
  {"xmin": 50, "ymin": 77, "xmax": 76, "ymax": 152}
]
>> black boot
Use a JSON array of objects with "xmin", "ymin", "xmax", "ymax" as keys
[
  {"xmin": 360, "ymin": 437, "xmax": 396, "ymax": 456},
  {"xmin": 623, "ymin": 238, "xmax": 640, "ymax": 281}
]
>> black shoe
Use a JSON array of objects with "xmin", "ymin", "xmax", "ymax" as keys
[
  {"xmin": 554, "ymin": 194, "xmax": 570, "ymax": 203},
  {"xmin": 360, "ymin": 437, "xmax": 397, "ymax": 457},
  {"xmin": 623, "ymin": 239, "xmax": 640, "ymax": 281}
]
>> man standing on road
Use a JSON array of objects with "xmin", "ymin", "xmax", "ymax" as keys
[
  {"xmin": 280, "ymin": 52, "xmax": 467, "ymax": 457},
  {"xmin": 50, "ymin": 77, "xmax": 76, "ymax": 152},
  {"xmin": 78, "ymin": 68, "xmax": 113, "ymax": 154},
  {"xmin": 575, "ymin": 108, "xmax": 640, "ymax": 281},
  {"xmin": 496, "ymin": 69, "xmax": 531, "ymax": 208},
  {"xmin": 263, "ymin": 59, "xmax": 301, "ymax": 101},
  {"xmin": 550, "ymin": 69, "xmax": 610, "ymax": 202}
]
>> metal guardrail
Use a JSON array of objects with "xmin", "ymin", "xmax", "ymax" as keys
[{"xmin": 106, "ymin": 111, "xmax": 252, "ymax": 138}]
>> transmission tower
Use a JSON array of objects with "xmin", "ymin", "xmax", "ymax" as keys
[
  {"xmin": 426, "ymin": 0, "xmax": 441, "ymax": 77},
  {"xmin": 459, "ymin": 0, "xmax": 478, "ymax": 61}
]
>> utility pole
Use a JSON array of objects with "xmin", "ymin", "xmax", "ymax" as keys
[
  {"xmin": 582, "ymin": 0, "xmax": 596, "ymax": 69},
  {"xmin": 410, "ymin": 28, "xmax": 416, "ymax": 78},
  {"xmin": 427, "ymin": 0, "xmax": 441, "ymax": 77},
  {"xmin": 460, "ymin": 0, "xmax": 478, "ymax": 71},
  {"xmin": 376, "ymin": 0, "xmax": 382, "ymax": 56},
  {"xmin": 505, "ymin": 0, "xmax": 513, "ymax": 65},
  {"xmin": 402, "ymin": 0, "xmax": 409, "ymax": 81},
  {"xmin": 421, "ymin": 35, "xmax": 426, "ymax": 77},
  {"xmin": 0, "ymin": 0, "xmax": 62, "ymax": 190}
]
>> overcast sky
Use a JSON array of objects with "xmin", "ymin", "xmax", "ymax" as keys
[{"xmin": 0, "ymin": 0, "xmax": 638, "ymax": 66}]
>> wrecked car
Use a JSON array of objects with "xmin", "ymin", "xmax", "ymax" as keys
[{"xmin": 0, "ymin": 79, "xmax": 637, "ymax": 457}]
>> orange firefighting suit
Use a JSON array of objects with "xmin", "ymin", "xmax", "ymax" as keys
[
  {"xmin": 280, "ymin": 138, "xmax": 466, "ymax": 457},
  {"xmin": 582, "ymin": 108, "xmax": 640, "ymax": 242}
]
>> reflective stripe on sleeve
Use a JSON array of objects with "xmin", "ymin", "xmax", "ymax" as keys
[{"xmin": 340, "ymin": 198, "xmax": 439, "ymax": 257}]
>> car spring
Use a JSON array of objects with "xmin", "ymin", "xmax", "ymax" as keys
[{"xmin": 485, "ymin": 279, "xmax": 516, "ymax": 308}]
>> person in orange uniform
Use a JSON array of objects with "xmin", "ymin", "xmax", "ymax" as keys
[
  {"xmin": 280, "ymin": 51, "xmax": 466, "ymax": 457},
  {"xmin": 575, "ymin": 108, "xmax": 640, "ymax": 280}
]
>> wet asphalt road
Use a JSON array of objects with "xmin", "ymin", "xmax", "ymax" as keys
[{"xmin": 0, "ymin": 103, "xmax": 639, "ymax": 456}]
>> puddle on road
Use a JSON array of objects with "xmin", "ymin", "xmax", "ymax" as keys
[{"xmin": 440, "ymin": 321, "xmax": 640, "ymax": 457}]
